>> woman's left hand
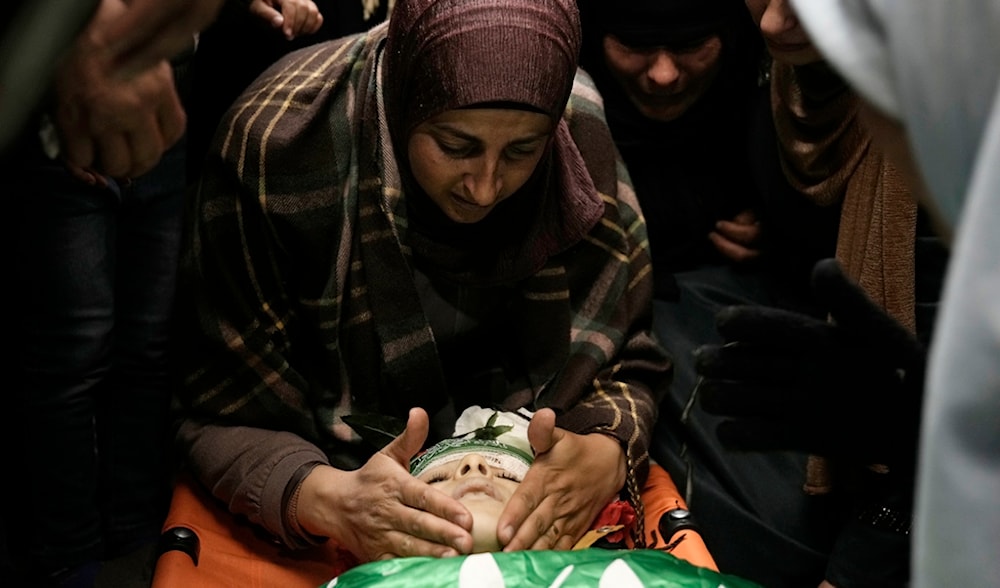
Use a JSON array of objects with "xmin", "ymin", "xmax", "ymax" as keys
[
  {"xmin": 496, "ymin": 409, "xmax": 626, "ymax": 551},
  {"xmin": 709, "ymin": 209, "xmax": 762, "ymax": 263}
]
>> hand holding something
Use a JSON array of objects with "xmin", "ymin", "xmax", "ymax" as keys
[
  {"xmin": 249, "ymin": 0, "xmax": 324, "ymax": 40},
  {"xmin": 497, "ymin": 409, "xmax": 626, "ymax": 551},
  {"xmin": 694, "ymin": 259, "xmax": 925, "ymax": 470},
  {"xmin": 53, "ymin": 0, "xmax": 185, "ymax": 179},
  {"xmin": 99, "ymin": 0, "xmax": 223, "ymax": 78},
  {"xmin": 296, "ymin": 408, "xmax": 474, "ymax": 562},
  {"xmin": 709, "ymin": 209, "xmax": 762, "ymax": 263}
]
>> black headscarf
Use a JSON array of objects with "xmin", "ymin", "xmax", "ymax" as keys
[{"xmin": 578, "ymin": 0, "xmax": 765, "ymax": 288}]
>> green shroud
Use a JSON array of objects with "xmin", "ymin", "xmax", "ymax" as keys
[{"xmin": 322, "ymin": 549, "xmax": 761, "ymax": 588}]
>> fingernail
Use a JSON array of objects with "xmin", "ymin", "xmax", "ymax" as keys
[{"xmin": 499, "ymin": 525, "xmax": 514, "ymax": 544}]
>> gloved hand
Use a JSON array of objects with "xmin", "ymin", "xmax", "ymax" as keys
[{"xmin": 694, "ymin": 258, "xmax": 924, "ymax": 472}]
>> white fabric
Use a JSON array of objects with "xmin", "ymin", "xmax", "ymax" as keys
[
  {"xmin": 453, "ymin": 405, "xmax": 534, "ymax": 455},
  {"xmin": 790, "ymin": 1, "xmax": 1000, "ymax": 586}
]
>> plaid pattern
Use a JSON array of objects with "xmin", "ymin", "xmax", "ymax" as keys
[{"xmin": 176, "ymin": 24, "xmax": 670, "ymax": 474}]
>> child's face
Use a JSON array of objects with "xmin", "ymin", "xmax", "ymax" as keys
[{"xmin": 416, "ymin": 453, "xmax": 523, "ymax": 552}]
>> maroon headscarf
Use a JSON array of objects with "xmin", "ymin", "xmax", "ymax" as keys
[
  {"xmin": 381, "ymin": 0, "xmax": 603, "ymax": 287},
  {"xmin": 384, "ymin": 0, "xmax": 582, "ymax": 153}
]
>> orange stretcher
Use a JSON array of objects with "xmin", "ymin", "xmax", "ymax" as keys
[{"xmin": 151, "ymin": 464, "xmax": 715, "ymax": 587}]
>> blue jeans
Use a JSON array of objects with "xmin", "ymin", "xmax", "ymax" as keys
[{"xmin": 4, "ymin": 139, "xmax": 185, "ymax": 575}]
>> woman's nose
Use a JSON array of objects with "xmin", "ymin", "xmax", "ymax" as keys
[
  {"xmin": 647, "ymin": 50, "xmax": 681, "ymax": 87},
  {"xmin": 463, "ymin": 158, "xmax": 503, "ymax": 206},
  {"xmin": 761, "ymin": 0, "xmax": 799, "ymax": 37},
  {"xmin": 456, "ymin": 453, "xmax": 491, "ymax": 478}
]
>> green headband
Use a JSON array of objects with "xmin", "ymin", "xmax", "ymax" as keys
[{"xmin": 410, "ymin": 437, "xmax": 534, "ymax": 480}]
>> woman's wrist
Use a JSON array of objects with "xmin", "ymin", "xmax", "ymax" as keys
[
  {"xmin": 586, "ymin": 431, "xmax": 627, "ymax": 493},
  {"xmin": 294, "ymin": 464, "xmax": 352, "ymax": 543}
]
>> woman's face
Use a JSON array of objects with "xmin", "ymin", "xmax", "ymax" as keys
[
  {"xmin": 745, "ymin": 0, "xmax": 822, "ymax": 65},
  {"xmin": 601, "ymin": 34, "xmax": 724, "ymax": 123},
  {"xmin": 416, "ymin": 452, "xmax": 522, "ymax": 552},
  {"xmin": 407, "ymin": 108, "xmax": 553, "ymax": 224}
]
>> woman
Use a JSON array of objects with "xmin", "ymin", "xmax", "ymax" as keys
[
  {"xmin": 574, "ymin": 3, "xmax": 839, "ymax": 585},
  {"xmin": 576, "ymin": 0, "xmax": 836, "ymax": 294},
  {"xmin": 173, "ymin": 0, "xmax": 669, "ymax": 566}
]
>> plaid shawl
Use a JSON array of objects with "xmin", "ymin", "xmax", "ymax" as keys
[{"xmin": 176, "ymin": 24, "xmax": 670, "ymax": 476}]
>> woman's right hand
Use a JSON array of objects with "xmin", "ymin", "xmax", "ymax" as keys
[
  {"xmin": 295, "ymin": 408, "xmax": 475, "ymax": 561},
  {"xmin": 248, "ymin": 0, "xmax": 324, "ymax": 41}
]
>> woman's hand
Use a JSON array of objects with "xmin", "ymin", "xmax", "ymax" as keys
[
  {"xmin": 497, "ymin": 409, "xmax": 626, "ymax": 551},
  {"xmin": 709, "ymin": 209, "xmax": 762, "ymax": 263},
  {"xmin": 296, "ymin": 408, "xmax": 474, "ymax": 561},
  {"xmin": 249, "ymin": 0, "xmax": 324, "ymax": 40}
]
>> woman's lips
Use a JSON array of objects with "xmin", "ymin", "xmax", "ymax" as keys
[
  {"xmin": 450, "ymin": 192, "xmax": 490, "ymax": 209},
  {"xmin": 453, "ymin": 480, "xmax": 499, "ymax": 501}
]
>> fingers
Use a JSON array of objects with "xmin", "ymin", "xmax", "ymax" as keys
[
  {"xmin": 95, "ymin": 133, "xmax": 132, "ymax": 178},
  {"xmin": 527, "ymin": 408, "xmax": 557, "ymax": 455},
  {"xmin": 713, "ymin": 304, "xmax": 831, "ymax": 344},
  {"xmin": 708, "ymin": 231, "xmax": 762, "ymax": 262},
  {"xmin": 714, "ymin": 218, "xmax": 761, "ymax": 246},
  {"xmin": 272, "ymin": 0, "xmax": 324, "ymax": 39},
  {"xmin": 393, "ymin": 481, "xmax": 474, "ymax": 553},
  {"xmin": 496, "ymin": 470, "xmax": 541, "ymax": 550},
  {"xmin": 249, "ymin": 0, "xmax": 284, "ymax": 29},
  {"xmin": 398, "ymin": 474, "xmax": 473, "ymax": 533},
  {"xmin": 811, "ymin": 258, "xmax": 878, "ymax": 327},
  {"xmin": 381, "ymin": 407, "xmax": 429, "ymax": 468},
  {"xmin": 526, "ymin": 514, "xmax": 585, "ymax": 551},
  {"xmin": 503, "ymin": 497, "xmax": 590, "ymax": 552},
  {"xmin": 811, "ymin": 259, "xmax": 924, "ymax": 359},
  {"xmin": 694, "ymin": 339, "xmax": 837, "ymax": 383},
  {"xmin": 709, "ymin": 208, "xmax": 762, "ymax": 262},
  {"xmin": 374, "ymin": 529, "xmax": 464, "ymax": 560}
]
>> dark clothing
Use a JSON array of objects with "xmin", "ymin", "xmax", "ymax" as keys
[
  {"xmin": 2, "ymin": 134, "xmax": 185, "ymax": 579},
  {"xmin": 649, "ymin": 267, "xmax": 847, "ymax": 587},
  {"xmin": 578, "ymin": 3, "xmax": 843, "ymax": 585}
]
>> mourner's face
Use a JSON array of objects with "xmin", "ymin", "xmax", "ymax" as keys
[
  {"xmin": 416, "ymin": 452, "xmax": 522, "ymax": 552},
  {"xmin": 408, "ymin": 108, "xmax": 553, "ymax": 224},
  {"xmin": 745, "ymin": 0, "xmax": 822, "ymax": 65},
  {"xmin": 602, "ymin": 34, "xmax": 724, "ymax": 122}
]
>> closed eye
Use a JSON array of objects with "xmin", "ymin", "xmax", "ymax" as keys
[
  {"xmin": 426, "ymin": 473, "xmax": 450, "ymax": 484},
  {"xmin": 504, "ymin": 141, "xmax": 544, "ymax": 160},
  {"xmin": 498, "ymin": 471, "xmax": 522, "ymax": 483},
  {"xmin": 437, "ymin": 139, "xmax": 478, "ymax": 159}
]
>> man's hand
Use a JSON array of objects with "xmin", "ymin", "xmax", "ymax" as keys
[
  {"xmin": 249, "ymin": 0, "xmax": 324, "ymax": 41},
  {"xmin": 52, "ymin": 0, "xmax": 185, "ymax": 179},
  {"xmin": 497, "ymin": 409, "xmax": 626, "ymax": 551},
  {"xmin": 296, "ymin": 408, "xmax": 474, "ymax": 562},
  {"xmin": 709, "ymin": 209, "xmax": 762, "ymax": 263}
]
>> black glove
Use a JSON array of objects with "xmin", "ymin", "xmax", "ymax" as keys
[{"xmin": 694, "ymin": 258, "xmax": 925, "ymax": 471}]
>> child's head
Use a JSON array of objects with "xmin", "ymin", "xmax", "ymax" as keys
[{"xmin": 411, "ymin": 410, "xmax": 534, "ymax": 552}]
